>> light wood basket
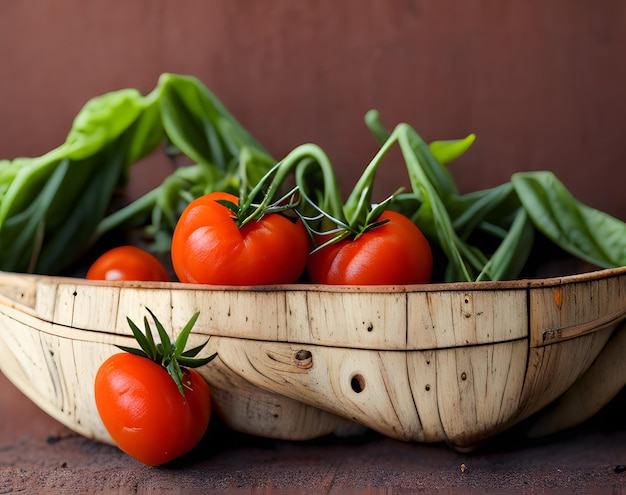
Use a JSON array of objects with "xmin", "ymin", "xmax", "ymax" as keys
[{"xmin": 1, "ymin": 267, "xmax": 625, "ymax": 450}]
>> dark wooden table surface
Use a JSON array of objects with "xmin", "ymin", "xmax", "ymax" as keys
[{"xmin": 1, "ymin": 371, "xmax": 625, "ymax": 494}]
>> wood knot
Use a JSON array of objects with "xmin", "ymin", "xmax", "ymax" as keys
[{"xmin": 292, "ymin": 349, "xmax": 313, "ymax": 369}]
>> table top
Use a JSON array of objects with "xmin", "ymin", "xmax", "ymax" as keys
[{"xmin": 1, "ymin": 371, "xmax": 624, "ymax": 494}]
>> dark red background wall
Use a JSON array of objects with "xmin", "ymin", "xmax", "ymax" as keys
[{"xmin": 1, "ymin": 0, "xmax": 625, "ymax": 216}]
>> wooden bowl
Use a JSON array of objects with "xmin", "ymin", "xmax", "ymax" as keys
[{"xmin": 1, "ymin": 267, "xmax": 625, "ymax": 450}]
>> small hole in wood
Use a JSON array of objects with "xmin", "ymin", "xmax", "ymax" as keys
[
  {"xmin": 350, "ymin": 373, "xmax": 366, "ymax": 393},
  {"xmin": 292, "ymin": 349, "xmax": 313, "ymax": 369},
  {"xmin": 461, "ymin": 372, "xmax": 467, "ymax": 381},
  {"xmin": 425, "ymin": 384, "xmax": 431, "ymax": 391},
  {"xmin": 295, "ymin": 350, "xmax": 311, "ymax": 361}
]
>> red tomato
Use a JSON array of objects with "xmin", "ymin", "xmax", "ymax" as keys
[
  {"xmin": 171, "ymin": 191, "xmax": 309, "ymax": 285},
  {"xmin": 94, "ymin": 353, "xmax": 211, "ymax": 466},
  {"xmin": 86, "ymin": 246, "xmax": 170, "ymax": 282},
  {"xmin": 307, "ymin": 210, "xmax": 433, "ymax": 285}
]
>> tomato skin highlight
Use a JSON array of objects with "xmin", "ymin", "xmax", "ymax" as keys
[
  {"xmin": 94, "ymin": 353, "xmax": 211, "ymax": 466},
  {"xmin": 171, "ymin": 192, "xmax": 309, "ymax": 285},
  {"xmin": 86, "ymin": 246, "xmax": 170, "ymax": 282},
  {"xmin": 307, "ymin": 210, "xmax": 433, "ymax": 285}
]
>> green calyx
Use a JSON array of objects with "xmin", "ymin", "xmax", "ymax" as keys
[
  {"xmin": 216, "ymin": 156, "xmax": 302, "ymax": 229},
  {"xmin": 300, "ymin": 191, "xmax": 397, "ymax": 253},
  {"xmin": 118, "ymin": 308, "xmax": 217, "ymax": 397}
]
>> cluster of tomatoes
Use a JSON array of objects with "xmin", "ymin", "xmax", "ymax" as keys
[
  {"xmin": 89, "ymin": 190, "xmax": 433, "ymax": 466},
  {"xmin": 88, "ymin": 191, "xmax": 433, "ymax": 287}
]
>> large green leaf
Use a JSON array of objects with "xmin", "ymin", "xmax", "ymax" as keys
[{"xmin": 512, "ymin": 171, "xmax": 626, "ymax": 268}]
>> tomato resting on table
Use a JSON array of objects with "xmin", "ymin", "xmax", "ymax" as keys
[
  {"xmin": 94, "ymin": 309, "xmax": 215, "ymax": 466},
  {"xmin": 171, "ymin": 191, "xmax": 309, "ymax": 285},
  {"xmin": 86, "ymin": 245, "xmax": 170, "ymax": 282},
  {"xmin": 95, "ymin": 353, "xmax": 210, "ymax": 466},
  {"xmin": 307, "ymin": 210, "xmax": 433, "ymax": 285}
]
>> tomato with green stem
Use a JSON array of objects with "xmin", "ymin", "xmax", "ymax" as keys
[
  {"xmin": 286, "ymin": 143, "xmax": 434, "ymax": 285},
  {"xmin": 307, "ymin": 209, "xmax": 433, "ymax": 285},
  {"xmin": 86, "ymin": 245, "xmax": 170, "ymax": 282},
  {"xmin": 94, "ymin": 308, "xmax": 216, "ymax": 466},
  {"xmin": 171, "ymin": 162, "xmax": 310, "ymax": 285}
]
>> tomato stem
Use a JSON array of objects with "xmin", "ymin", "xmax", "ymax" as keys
[
  {"xmin": 118, "ymin": 308, "xmax": 217, "ymax": 397},
  {"xmin": 232, "ymin": 143, "xmax": 346, "ymax": 231}
]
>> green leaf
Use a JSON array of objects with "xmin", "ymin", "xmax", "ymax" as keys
[
  {"xmin": 0, "ymin": 73, "xmax": 278, "ymax": 274},
  {"xmin": 158, "ymin": 73, "xmax": 271, "ymax": 170},
  {"xmin": 428, "ymin": 134, "xmax": 476, "ymax": 165},
  {"xmin": 167, "ymin": 360, "xmax": 186, "ymax": 396},
  {"xmin": 512, "ymin": 171, "xmax": 626, "ymax": 268},
  {"xmin": 178, "ymin": 352, "xmax": 217, "ymax": 368},
  {"xmin": 116, "ymin": 345, "xmax": 151, "ymax": 358},
  {"xmin": 364, "ymin": 109, "xmax": 392, "ymax": 146},
  {"xmin": 398, "ymin": 126, "xmax": 476, "ymax": 281},
  {"xmin": 402, "ymin": 124, "xmax": 459, "ymax": 200},
  {"xmin": 174, "ymin": 311, "xmax": 200, "ymax": 358},
  {"xmin": 123, "ymin": 316, "xmax": 152, "ymax": 359},
  {"xmin": 0, "ymin": 83, "xmax": 161, "ymax": 274},
  {"xmin": 64, "ymin": 88, "xmax": 147, "ymax": 160},
  {"xmin": 449, "ymin": 182, "xmax": 517, "ymax": 239},
  {"xmin": 143, "ymin": 316, "xmax": 158, "ymax": 361},
  {"xmin": 146, "ymin": 307, "xmax": 173, "ymax": 359},
  {"xmin": 0, "ymin": 158, "xmax": 69, "ymax": 271},
  {"xmin": 120, "ymin": 308, "xmax": 215, "ymax": 398},
  {"xmin": 181, "ymin": 341, "xmax": 209, "ymax": 358},
  {"xmin": 32, "ymin": 144, "xmax": 128, "ymax": 273},
  {"xmin": 476, "ymin": 208, "xmax": 535, "ymax": 281}
]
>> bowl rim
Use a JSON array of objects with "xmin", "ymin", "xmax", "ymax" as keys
[{"xmin": 11, "ymin": 264, "xmax": 626, "ymax": 294}]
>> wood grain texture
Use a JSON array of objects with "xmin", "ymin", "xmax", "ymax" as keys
[
  {"xmin": 1, "ymin": 266, "xmax": 625, "ymax": 449},
  {"xmin": 527, "ymin": 320, "xmax": 626, "ymax": 437}
]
